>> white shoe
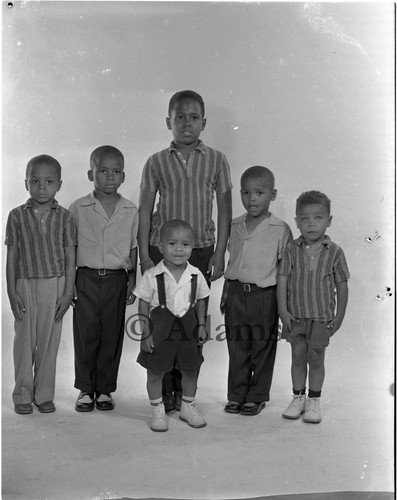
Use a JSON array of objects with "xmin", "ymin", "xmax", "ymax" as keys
[
  {"xmin": 282, "ymin": 394, "xmax": 306, "ymax": 420},
  {"xmin": 179, "ymin": 400, "xmax": 207, "ymax": 428},
  {"xmin": 150, "ymin": 402, "xmax": 168, "ymax": 432},
  {"xmin": 302, "ymin": 397, "xmax": 321, "ymax": 423}
]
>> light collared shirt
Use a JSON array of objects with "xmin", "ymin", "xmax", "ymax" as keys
[
  {"xmin": 69, "ymin": 192, "xmax": 138, "ymax": 270},
  {"xmin": 5, "ymin": 199, "xmax": 76, "ymax": 279},
  {"xmin": 134, "ymin": 261, "xmax": 210, "ymax": 317},
  {"xmin": 278, "ymin": 235, "xmax": 350, "ymax": 321},
  {"xmin": 224, "ymin": 212, "xmax": 293, "ymax": 288},
  {"xmin": 140, "ymin": 140, "xmax": 232, "ymax": 248}
]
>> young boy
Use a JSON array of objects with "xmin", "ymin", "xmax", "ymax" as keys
[
  {"xmin": 221, "ymin": 166, "xmax": 292, "ymax": 416},
  {"xmin": 70, "ymin": 145, "xmax": 138, "ymax": 412},
  {"xmin": 277, "ymin": 191, "xmax": 349, "ymax": 423},
  {"xmin": 138, "ymin": 90, "xmax": 232, "ymax": 411},
  {"xmin": 135, "ymin": 220, "xmax": 210, "ymax": 432},
  {"xmin": 5, "ymin": 155, "xmax": 76, "ymax": 414}
]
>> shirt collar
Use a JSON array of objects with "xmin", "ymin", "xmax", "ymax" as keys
[
  {"xmin": 23, "ymin": 198, "xmax": 60, "ymax": 213},
  {"xmin": 297, "ymin": 234, "xmax": 331, "ymax": 248},
  {"xmin": 153, "ymin": 260, "xmax": 198, "ymax": 277},
  {"xmin": 80, "ymin": 191, "xmax": 122, "ymax": 207},
  {"xmin": 232, "ymin": 212, "xmax": 284, "ymax": 227},
  {"xmin": 167, "ymin": 140, "xmax": 206, "ymax": 156}
]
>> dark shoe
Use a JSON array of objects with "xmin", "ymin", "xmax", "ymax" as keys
[
  {"xmin": 75, "ymin": 392, "xmax": 94, "ymax": 412},
  {"xmin": 240, "ymin": 402, "xmax": 266, "ymax": 416},
  {"xmin": 34, "ymin": 401, "xmax": 56, "ymax": 413},
  {"xmin": 14, "ymin": 403, "xmax": 33, "ymax": 415},
  {"xmin": 173, "ymin": 390, "xmax": 182, "ymax": 411},
  {"xmin": 224, "ymin": 401, "xmax": 241, "ymax": 414},
  {"xmin": 95, "ymin": 393, "xmax": 114, "ymax": 411},
  {"xmin": 162, "ymin": 392, "xmax": 174, "ymax": 412}
]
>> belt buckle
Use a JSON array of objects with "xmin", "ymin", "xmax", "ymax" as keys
[
  {"xmin": 98, "ymin": 269, "xmax": 106, "ymax": 276},
  {"xmin": 243, "ymin": 283, "xmax": 251, "ymax": 293}
]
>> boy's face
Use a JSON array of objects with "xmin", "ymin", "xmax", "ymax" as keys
[
  {"xmin": 166, "ymin": 98, "xmax": 206, "ymax": 148},
  {"xmin": 158, "ymin": 227, "xmax": 193, "ymax": 270},
  {"xmin": 240, "ymin": 177, "xmax": 277, "ymax": 219},
  {"xmin": 295, "ymin": 203, "xmax": 332, "ymax": 244},
  {"xmin": 25, "ymin": 163, "xmax": 62, "ymax": 207},
  {"xmin": 88, "ymin": 155, "xmax": 125, "ymax": 195}
]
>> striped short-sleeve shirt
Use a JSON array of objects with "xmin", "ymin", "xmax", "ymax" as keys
[
  {"xmin": 5, "ymin": 199, "xmax": 76, "ymax": 279},
  {"xmin": 278, "ymin": 235, "xmax": 350, "ymax": 321},
  {"xmin": 140, "ymin": 140, "xmax": 233, "ymax": 248}
]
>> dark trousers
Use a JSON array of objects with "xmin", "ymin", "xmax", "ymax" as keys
[
  {"xmin": 149, "ymin": 245, "xmax": 213, "ymax": 393},
  {"xmin": 73, "ymin": 268, "xmax": 127, "ymax": 394},
  {"xmin": 224, "ymin": 281, "xmax": 278, "ymax": 403}
]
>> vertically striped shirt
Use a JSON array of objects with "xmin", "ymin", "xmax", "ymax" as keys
[
  {"xmin": 140, "ymin": 140, "xmax": 233, "ymax": 248},
  {"xmin": 5, "ymin": 199, "xmax": 76, "ymax": 279},
  {"xmin": 278, "ymin": 235, "xmax": 350, "ymax": 321}
]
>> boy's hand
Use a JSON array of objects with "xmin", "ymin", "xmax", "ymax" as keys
[
  {"xmin": 140, "ymin": 260, "xmax": 154, "ymax": 275},
  {"xmin": 279, "ymin": 310, "xmax": 297, "ymax": 333},
  {"xmin": 220, "ymin": 279, "xmax": 230, "ymax": 315},
  {"xmin": 208, "ymin": 252, "xmax": 225, "ymax": 282},
  {"xmin": 141, "ymin": 334, "xmax": 154, "ymax": 353},
  {"xmin": 126, "ymin": 281, "xmax": 136, "ymax": 306},
  {"xmin": 9, "ymin": 293, "xmax": 25, "ymax": 322},
  {"xmin": 197, "ymin": 325, "xmax": 208, "ymax": 345},
  {"xmin": 327, "ymin": 316, "xmax": 343, "ymax": 335},
  {"xmin": 55, "ymin": 294, "xmax": 73, "ymax": 322}
]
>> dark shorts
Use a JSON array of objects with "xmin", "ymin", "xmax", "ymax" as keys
[{"xmin": 281, "ymin": 319, "xmax": 331, "ymax": 349}]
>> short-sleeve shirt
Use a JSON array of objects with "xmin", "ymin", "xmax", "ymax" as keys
[
  {"xmin": 69, "ymin": 192, "xmax": 138, "ymax": 270},
  {"xmin": 224, "ymin": 213, "xmax": 293, "ymax": 288},
  {"xmin": 134, "ymin": 261, "xmax": 210, "ymax": 317},
  {"xmin": 4, "ymin": 199, "xmax": 76, "ymax": 279},
  {"xmin": 278, "ymin": 235, "xmax": 350, "ymax": 321},
  {"xmin": 140, "ymin": 140, "xmax": 232, "ymax": 248}
]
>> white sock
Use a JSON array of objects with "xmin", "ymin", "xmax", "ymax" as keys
[
  {"xmin": 150, "ymin": 397, "xmax": 162, "ymax": 406},
  {"xmin": 182, "ymin": 395, "xmax": 195, "ymax": 404}
]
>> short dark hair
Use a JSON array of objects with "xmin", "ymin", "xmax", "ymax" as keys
[
  {"xmin": 296, "ymin": 191, "xmax": 331, "ymax": 215},
  {"xmin": 160, "ymin": 219, "xmax": 194, "ymax": 241},
  {"xmin": 26, "ymin": 154, "xmax": 61, "ymax": 179},
  {"xmin": 90, "ymin": 145, "xmax": 124, "ymax": 169},
  {"xmin": 168, "ymin": 90, "xmax": 205, "ymax": 117},
  {"xmin": 240, "ymin": 166, "xmax": 275, "ymax": 189}
]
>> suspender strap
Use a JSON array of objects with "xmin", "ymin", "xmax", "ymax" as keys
[
  {"xmin": 155, "ymin": 272, "xmax": 198, "ymax": 308},
  {"xmin": 156, "ymin": 273, "xmax": 166, "ymax": 307}
]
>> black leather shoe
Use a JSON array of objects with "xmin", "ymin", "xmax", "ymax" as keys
[
  {"xmin": 240, "ymin": 402, "xmax": 266, "ymax": 416},
  {"xmin": 95, "ymin": 393, "xmax": 114, "ymax": 411},
  {"xmin": 224, "ymin": 401, "xmax": 241, "ymax": 414},
  {"xmin": 75, "ymin": 392, "xmax": 94, "ymax": 412}
]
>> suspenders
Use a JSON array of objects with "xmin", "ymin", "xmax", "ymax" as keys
[{"xmin": 156, "ymin": 273, "xmax": 198, "ymax": 309}]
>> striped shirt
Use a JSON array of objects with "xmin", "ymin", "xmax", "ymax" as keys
[
  {"xmin": 5, "ymin": 199, "xmax": 76, "ymax": 279},
  {"xmin": 278, "ymin": 235, "xmax": 350, "ymax": 321},
  {"xmin": 140, "ymin": 140, "xmax": 232, "ymax": 248}
]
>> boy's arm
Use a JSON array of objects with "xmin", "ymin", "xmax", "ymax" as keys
[
  {"xmin": 327, "ymin": 281, "xmax": 348, "ymax": 335},
  {"xmin": 195, "ymin": 298, "xmax": 208, "ymax": 344},
  {"xmin": 55, "ymin": 245, "xmax": 76, "ymax": 322},
  {"xmin": 6, "ymin": 245, "xmax": 25, "ymax": 322},
  {"xmin": 208, "ymin": 190, "xmax": 232, "ymax": 281},
  {"xmin": 277, "ymin": 274, "xmax": 296, "ymax": 332},
  {"xmin": 138, "ymin": 189, "xmax": 156, "ymax": 274},
  {"xmin": 126, "ymin": 247, "xmax": 137, "ymax": 305},
  {"xmin": 139, "ymin": 298, "xmax": 154, "ymax": 353}
]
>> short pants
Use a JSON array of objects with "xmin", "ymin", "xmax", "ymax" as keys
[{"xmin": 281, "ymin": 318, "xmax": 331, "ymax": 349}]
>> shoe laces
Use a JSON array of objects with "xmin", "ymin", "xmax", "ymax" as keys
[
  {"xmin": 306, "ymin": 397, "xmax": 320, "ymax": 413},
  {"xmin": 153, "ymin": 402, "xmax": 166, "ymax": 419}
]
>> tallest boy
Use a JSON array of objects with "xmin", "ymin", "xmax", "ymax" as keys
[{"xmin": 138, "ymin": 90, "xmax": 233, "ymax": 410}]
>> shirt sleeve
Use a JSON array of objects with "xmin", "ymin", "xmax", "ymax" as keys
[
  {"xmin": 196, "ymin": 271, "xmax": 210, "ymax": 300},
  {"xmin": 133, "ymin": 270, "xmax": 155, "ymax": 303},
  {"xmin": 130, "ymin": 209, "xmax": 139, "ymax": 250},
  {"xmin": 215, "ymin": 154, "xmax": 233, "ymax": 194},
  {"xmin": 277, "ymin": 224, "xmax": 293, "ymax": 261},
  {"xmin": 63, "ymin": 211, "xmax": 77, "ymax": 247},
  {"xmin": 333, "ymin": 247, "xmax": 350, "ymax": 283},
  {"xmin": 4, "ymin": 210, "xmax": 17, "ymax": 246},
  {"xmin": 139, "ymin": 155, "xmax": 158, "ymax": 193},
  {"xmin": 278, "ymin": 242, "xmax": 293, "ymax": 277}
]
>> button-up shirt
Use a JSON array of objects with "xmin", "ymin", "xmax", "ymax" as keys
[
  {"xmin": 69, "ymin": 192, "xmax": 138, "ymax": 270},
  {"xmin": 5, "ymin": 199, "xmax": 76, "ymax": 279},
  {"xmin": 140, "ymin": 140, "xmax": 232, "ymax": 248},
  {"xmin": 224, "ymin": 212, "xmax": 292, "ymax": 288},
  {"xmin": 134, "ymin": 261, "xmax": 210, "ymax": 317},
  {"xmin": 278, "ymin": 235, "xmax": 350, "ymax": 321}
]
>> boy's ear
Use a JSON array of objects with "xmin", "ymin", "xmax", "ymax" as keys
[
  {"xmin": 166, "ymin": 117, "xmax": 171, "ymax": 130},
  {"xmin": 327, "ymin": 215, "xmax": 333, "ymax": 227},
  {"xmin": 24, "ymin": 179, "xmax": 29, "ymax": 191},
  {"xmin": 57, "ymin": 180, "xmax": 63, "ymax": 192},
  {"xmin": 271, "ymin": 188, "xmax": 277, "ymax": 201},
  {"xmin": 87, "ymin": 169, "xmax": 93, "ymax": 182},
  {"xmin": 294, "ymin": 217, "xmax": 299, "ymax": 228},
  {"xmin": 201, "ymin": 118, "xmax": 207, "ymax": 131}
]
